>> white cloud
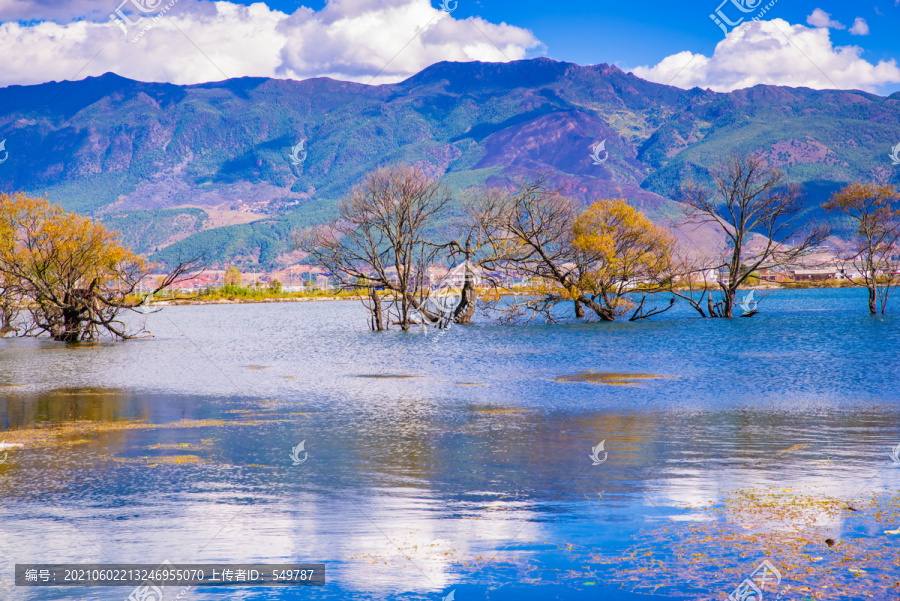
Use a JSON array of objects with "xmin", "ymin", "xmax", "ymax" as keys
[
  {"xmin": 632, "ymin": 19, "xmax": 900, "ymax": 93},
  {"xmin": 849, "ymin": 17, "xmax": 869, "ymax": 36},
  {"xmin": 0, "ymin": 0, "xmax": 542, "ymax": 87},
  {"xmin": 806, "ymin": 8, "xmax": 844, "ymax": 29},
  {"xmin": 0, "ymin": 0, "xmax": 105, "ymax": 21},
  {"xmin": 275, "ymin": 0, "xmax": 540, "ymax": 82}
]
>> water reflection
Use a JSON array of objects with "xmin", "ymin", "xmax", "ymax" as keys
[{"xmin": 0, "ymin": 289, "xmax": 898, "ymax": 600}]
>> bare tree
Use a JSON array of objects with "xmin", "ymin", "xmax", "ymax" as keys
[
  {"xmin": 462, "ymin": 178, "xmax": 584, "ymax": 322},
  {"xmin": 295, "ymin": 165, "xmax": 451, "ymax": 331},
  {"xmin": 824, "ymin": 182, "xmax": 900, "ymax": 314},
  {"xmin": 665, "ymin": 247, "xmax": 722, "ymax": 317},
  {"xmin": 466, "ymin": 178, "xmax": 675, "ymax": 322},
  {"xmin": 679, "ymin": 153, "xmax": 829, "ymax": 318}
]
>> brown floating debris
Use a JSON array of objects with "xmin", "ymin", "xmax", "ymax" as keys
[{"xmin": 555, "ymin": 372, "xmax": 672, "ymax": 386}]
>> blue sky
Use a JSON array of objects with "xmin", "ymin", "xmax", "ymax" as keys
[
  {"xmin": 0, "ymin": 0, "xmax": 898, "ymax": 94},
  {"xmin": 256, "ymin": 0, "xmax": 900, "ymax": 73}
]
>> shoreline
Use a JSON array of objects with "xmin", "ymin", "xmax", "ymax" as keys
[
  {"xmin": 150, "ymin": 283, "xmax": 867, "ymax": 307},
  {"xmin": 151, "ymin": 295, "xmax": 368, "ymax": 306}
]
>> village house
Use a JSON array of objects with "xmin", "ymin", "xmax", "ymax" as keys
[{"xmin": 790, "ymin": 268, "xmax": 837, "ymax": 282}]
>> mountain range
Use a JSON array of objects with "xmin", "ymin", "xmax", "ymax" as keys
[{"xmin": 1, "ymin": 58, "xmax": 898, "ymax": 268}]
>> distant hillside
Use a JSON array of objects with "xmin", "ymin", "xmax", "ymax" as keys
[{"xmin": 1, "ymin": 59, "xmax": 898, "ymax": 268}]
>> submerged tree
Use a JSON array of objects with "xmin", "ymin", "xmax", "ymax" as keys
[
  {"xmin": 0, "ymin": 193, "xmax": 201, "ymax": 342},
  {"xmin": 468, "ymin": 179, "xmax": 675, "ymax": 322},
  {"xmin": 295, "ymin": 165, "xmax": 452, "ymax": 331},
  {"xmin": 824, "ymin": 182, "xmax": 900, "ymax": 314},
  {"xmin": 679, "ymin": 153, "xmax": 829, "ymax": 318},
  {"xmin": 0, "ymin": 274, "xmax": 19, "ymax": 337},
  {"xmin": 463, "ymin": 178, "xmax": 581, "ymax": 322},
  {"xmin": 571, "ymin": 199, "xmax": 676, "ymax": 321}
]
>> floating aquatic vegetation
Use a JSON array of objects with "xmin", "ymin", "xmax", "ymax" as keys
[
  {"xmin": 555, "ymin": 372, "xmax": 672, "ymax": 386},
  {"xmin": 243, "ymin": 365, "xmax": 270, "ymax": 370},
  {"xmin": 0, "ymin": 417, "xmax": 283, "ymax": 449},
  {"xmin": 47, "ymin": 389, "xmax": 122, "ymax": 396},
  {"xmin": 148, "ymin": 440, "xmax": 215, "ymax": 452},
  {"xmin": 354, "ymin": 374, "xmax": 421, "ymax": 379},
  {"xmin": 469, "ymin": 406, "xmax": 528, "ymax": 415},
  {"xmin": 775, "ymin": 443, "xmax": 812, "ymax": 456},
  {"xmin": 587, "ymin": 487, "xmax": 900, "ymax": 600},
  {"xmin": 112, "ymin": 454, "xmax": 203, "ymax": 467}
]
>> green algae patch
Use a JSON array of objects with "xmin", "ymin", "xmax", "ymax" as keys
[{"xmin": 555, "ymin": 371, "xmax": 672, "ymax": 386}]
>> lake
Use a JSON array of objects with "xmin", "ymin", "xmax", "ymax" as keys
[{"xmin": 1, "ymin": 288, "xmax": 899, "ymax": 600}]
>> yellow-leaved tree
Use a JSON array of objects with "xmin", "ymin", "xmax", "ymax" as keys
[
  {"xmin": 824, "ymin": 182, "xmax": 900, "ymax": 314},
  {"xmin": 223, "ymin": 266, "xmax": 242, "ymax": 287},
  {"xmin": 571, "ymin": 199, "xmax": 675, "ymax": 321},
  {"xmin": 463, "ymin": 179, "xmax": 677, "ymax": 323},
  {"xmin": 0, "ymin": 193, "xmax": 201, "ymax": 341}
]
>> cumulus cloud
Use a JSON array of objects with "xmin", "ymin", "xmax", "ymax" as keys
[
  {"xmin": 849, "ymin": 17, "xmax": 869, "ymax": 36},
  {"xmin": 275, "ymin": 0, "xmax": 540, "ymax": 82},
  {"xmin": 631, "ymin": 19, "xmax": 900, "ymax": 93},
  {"xmin": 0, "ymin": 0, "xmax": 542, "ymax": 87},
  {"xmin": 806, "ymin": 8, "xmax": 844, "ymax": 29}
]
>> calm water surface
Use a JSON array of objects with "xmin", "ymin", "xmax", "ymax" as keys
[{"xmin": 1, "ymin": 288, "xmax": 899, "ymax": 600}]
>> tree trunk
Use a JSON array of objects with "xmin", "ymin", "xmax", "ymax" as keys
[
  {"xmin": 577, "ymin": 294, "xmax": 616, "ymax": 321},
  {"xmin": 370, "ymin": 289, "xmax": 385, "ymax": 331},
  {"xmin": 0, "ymin": 308, "xmax": 15, "ymax": 337},
  {"xmin": 868, "ymin": 285, "xmax": 877, "ymax": 315},
  {"xmin": 721, "ymin": 286, "xmax": 735, "ymax": 318},
  {"xmin": 400, "ymin": 290, "xmax": 409, "ymax": 331},
  {"xmin": 453, "ymin": 274, "xmax": 477, "ymax": 324},
  {"xmin": 52, "ymin": 302, "xmax": 84, "ymax": 342},
  {"xmin": 574, "ymin": 299, "xmax": 584, "ymax": 319}
]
